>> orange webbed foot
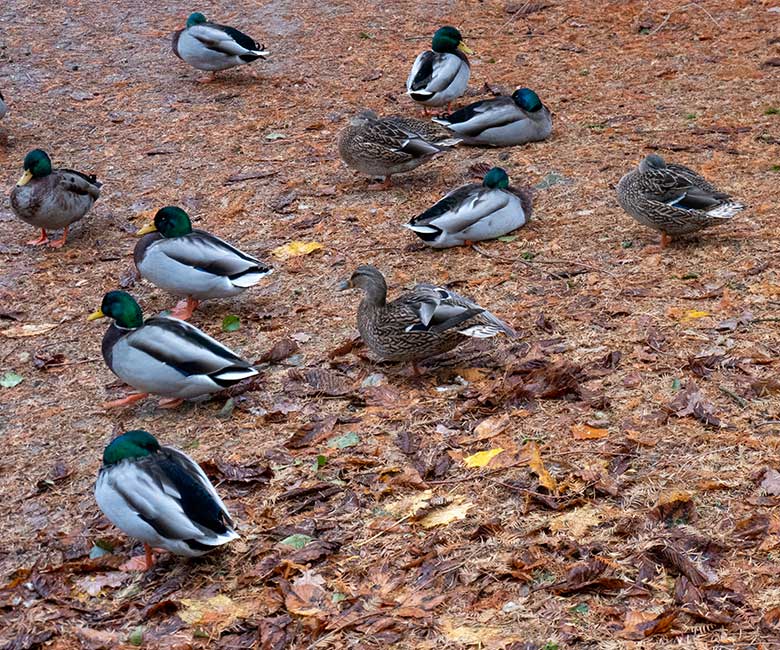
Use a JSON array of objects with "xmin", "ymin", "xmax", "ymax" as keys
[{"xmin": 102, "ymin": 392, "xmax": 150, "ymax": 409}]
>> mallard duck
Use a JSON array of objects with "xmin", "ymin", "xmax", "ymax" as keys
[
  {"xmin": 95, "ymin": 429, "xmax": 238, "ymax": 570},
  {"xmin": 0, "ymin": 91, "xmax": 7, "ymax": 120},
  {"xmin": 617, "ymin": 154, "xmax": 745, "ymax": 248},
  {"xmin": 407, "ymin": 26, "xmax": 472, "ymax": 112},
  {"xmin": 172, "ymin": 12, "xmax": 268, "ymax": 82},
  {"xmin": 338, "ymin": 265, "xmax": 516, "ymax": 371},
  {"xmin": 88, "ymin": 291, "xmax": 258, "ymax": 408},
  {"xmin": 433, "ymin": 88, "xmax": 552, "ymax": 147},
  {"xmin": 135, "ymin": 206, "xmax": 273, "ymax": 320},
  {"xmin": 10, "ymin": 149, "xmax": 101, "ymax": 247},
  {"xmin": 405, "ymin": 167, "xmax": 533, "ymax": 248},
  {"xmin": 339, "ymin": 110, "xmax": 461, "ymax": 189}
]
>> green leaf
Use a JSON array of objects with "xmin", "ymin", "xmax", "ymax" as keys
[
  {"xmin": 680, "ymin": 272, "xmax": 699, "ymax": 280},
  {"xmin": 265, "ymin": 132, "xmax": 286, "ymax": 140},
  {"xmin": 0, "ymin": 372, "xmax": 23, "ymax": 388},
  {"xmin": 535, "ymin": 172, "xmax": 568, "ymax": 190},
  {"xmin": 497, "ymin": 235, "xmax": 518, "ymax": 243},
  {"xmin": 671, "ymin": 378, "xmax": 681, "ymax": 391},
  {"xmin": 281, "ymin": 533, "xmax": 313, "ymax": 550},
  {"xmin": 312, "ymin": 454, "xmax": 327, "ymax": 471},
  {"xmin": 332, "ymin": 592, "xmax": 347, "ymax": 603},
  {"xmin": 359, "ymin": 32, "xmax": 374, "ymax": 39},
  {"xmin": 128, "ymin": 626, "xmax": 144, "ymax": 646},
  {"xmin": 89, "ymin": 542, "xmax": 112, "ymax": 559},
  {"xmin": 217, "ymin": 398, "xmax": 235, "ymax": 419},
  {"xmin": 571, "ymin": 602, "xmax": 589, "ymax": 614},
  {"xmin": 522, "ymin": 251, "xmax": 536, "ymax": 260},
  {"xmin": 222, "ymin": 315, "xmax": 240, "ymax": 332},
  {"xmin": 765, "ymin": 107, "xmax": 779, "ymax": 115},
  {"xmin": 329, "ymin": 432, "xmax": 360, "ymax": 449}
]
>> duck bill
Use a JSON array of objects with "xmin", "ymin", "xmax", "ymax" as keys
[
  {"xmin": 16, "ymin": 170, "xmax": 33, "ymax": 186},
  {"xmin": 457, "ymin": 42, "xmax": 474, "ymax": 54},
  {"xmin": 87, "ymin": 309, "xmax": 105, "ymax": 321},
  {"xmin": 337, "ymin": 280, "xmax": 353, "ymax": 291},
  {"xmin": 136, "ymin": 223, "xmax": 157, "ymax": 235}
]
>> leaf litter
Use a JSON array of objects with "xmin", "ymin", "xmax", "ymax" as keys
[{"xmin": 1, "ymin": 0, "xmax": 779, "ymax": 649}]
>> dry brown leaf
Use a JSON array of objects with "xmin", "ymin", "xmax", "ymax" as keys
[
  {"xmin": 74, "ymin": 572, "xmax": 126, "ymax": 597},
  {"xmin": 284, "ymin": 570, "xmax": 328, "ymax": 617},
  {"xmin": 525, "ymin": 441, "xmax": 557, "ymax": 491},
  {"xmin": 618, "ymin": 608, "xmax": 679, "ymax": 640},
  {"xmin": 760, "ymin": 468, "xmax": 780, "ymax": 496},
  {"xmin": 571, "ymin": 423, "xmax": 609, "ymax": 440},
  {"xmin": 179, "ymin": 594, "xmax": 246, "ymax": 630},
  {"xmin": 549, "ymin": 505, "xmax": 603, "ymax": 537},
  {"xmin": 1, "ymin": 323, "xmax": 59, "ymax": 338}
]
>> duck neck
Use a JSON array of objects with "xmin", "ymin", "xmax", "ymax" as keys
[{"xmin": 361, "ymin": 277, "xmax": 387, "ymax": 309}]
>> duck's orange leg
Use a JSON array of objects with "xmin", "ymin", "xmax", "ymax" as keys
[
  {"xmin": 48, "ymin": 226, "xmax": 69, "ymax": 249},
  {"xmin": 660, "ymin": 232, "xmax": 672, "ymax": 249},
  {"xmin": 170, "ymin": 297, "xmax": 199, "ymax": 321},
  {"xmin": 27, "ymin": 229, "xmax": 49, "ymax": 246},
  {"xmin": 158, "ymin": 397, "xmax": 184, "ymax": 409},
  {"xmin": 102, "ymin": 392, "xmax": 150, "ymax": 409},
  {"xmin": 368, "ymin": 176, "xmax": 393, "ymax": 190}
]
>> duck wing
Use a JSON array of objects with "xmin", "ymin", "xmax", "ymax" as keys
[
  {"xmin": 57, "ymin": 169, "xmax": 102, "ymax": 200},
  {"xmin": 189, "ymin": 22, "xmax": 267, "ymax": 58},
  {"xmin": 410, "ymin": 185, "xmax": 511, "ymax": 233},
  {"xmin": 407, "ymin": 51, "xmax": 464, "ymax": 93},
  {"xmin": 126, "ymin": 317, "xmax": 255, "ymax": 384},
  {"xmin": 434, "ymin": 97, "xmax": 521, "ymax": 136},
  {"xmin": 157, "ymin": 230, "xmax": 270, "ymax": 279}
]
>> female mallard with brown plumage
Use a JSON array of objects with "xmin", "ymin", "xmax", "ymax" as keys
[
  {"xmin": 338, "ymin": 265, "xmax": 515, "ymax": 371},
  {"xmin": 617, "ymin": 154, "xmax": 745, "ymax": 248},
  {"xmin": 10, "ymin": 149, "xmax": 101, "ymax": 248},
  {"xmin": 338, "ymin": 110, "xmax": 461, "ymax": 189}
]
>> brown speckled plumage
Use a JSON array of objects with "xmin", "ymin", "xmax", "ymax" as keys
[
  {"xmin": 338, "ymin": 110, "xmax": 461, "ymax": 180},
  {"xmin": 617, "ymin": 154, "xmax": 744, "ymax": 238},
  {"xmin": 341, "ymin": 265, "xmax": 515, "ymax": 363}
]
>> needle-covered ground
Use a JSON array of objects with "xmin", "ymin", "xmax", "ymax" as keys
[{"xmin": 1, "ymin": 1, "xmax": 779, "ymax": 648}]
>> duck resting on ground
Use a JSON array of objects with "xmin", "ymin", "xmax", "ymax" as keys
[
  {"xmin": 88, "ymin": 291, "xmax": 258, "ymax": 409},
  {"xmin": 405, "ymin": 166, "xmax": 533, "ymax": 248},
  {"xmin": 338, "ymin": 265, "xmax": 516, "ymax": 373},
  {"xmin": 135, "ymin": 206, "xmax": 273, "ymax": 320},
  {"xmin": 10, "ymin": 149, "xmax": 101, "ymax": 248},
  {"xmin": 338, "ymin": 110, "xmax": 461, "ymax": 189},
  {"xmin": 433, "ymin": 88, "xmax": 552, "ymax": 147},
  {"xmin": 95, "ymin": 429, "xmax": 239, "ymax": 570},
  {"xmin": 406, "ymin": 26, "xmax": 472, "ymax": 113},
  {"xmin": 616, "ymin": 154, "xmax": 745, "ymax": 249},
  {"xmin": 172, "ymin": 12, "xmax": 269, "ymax": 83}
]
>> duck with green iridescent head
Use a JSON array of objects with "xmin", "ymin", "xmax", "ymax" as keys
[
  {"xmin": 95, "ymin": 429, "xmax": 239, "ymax": 570},
  {"xmin": 10, "ymin": 149, "xmax": 101, "ymax": 247},
  {"xmin": 433, "ymin": 88, "xmax": 552, "ymax": 147},
  {"xmin": 406, "ymin": 167, "xmax": 533, "ymax": 248},
  {"xmin": 135, "ymin": 206, "xmax": 273, "ymax": 320},
  {"xmin": 88, "ymin": 291, "xmax": 258, "ymax": 409},
  {"xmin": 407, "ymin": 26, "xmax": 473, "ymax": 113},
  {"xmin": 172, "ymin": 12, "xmax": 269, "ymax": 82}
]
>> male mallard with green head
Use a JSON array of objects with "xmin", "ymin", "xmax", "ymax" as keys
[
  {"xmin": 10, "ymin": 149, "xmax": 101, "ymax": 247},
  {"xmin": 135, "ymin": 206, "xmax": 273, "ymax": 320},
  {"xmin": 407, "ymin": 26, "xmax": 473, "ymax": 113},
  {"xmin": 172, "ymin": 12, "xmax": 269, "ymax": 83},
  {"xmin": 95, "ymin": 429, "xmax": 238, "ymax": 570},
  {"xmin": 433, "ymin": 88, "xmax": 552, "ymax": 147},
  {"xmin": 406, "ymin": 167, "xmax": 532, "ymax": 248},
  {"xmin": 88, "ymin": 291, "xmax": 258, "ymax": 408}
]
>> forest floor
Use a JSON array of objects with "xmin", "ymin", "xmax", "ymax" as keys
[{"xmin": 1, "ymin": 0, "xmax": 780, "ymax": 648}]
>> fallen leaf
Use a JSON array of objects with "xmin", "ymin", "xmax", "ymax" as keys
[
  {"xmin": 472, "ymin": 414, "xmax": 510, "ymax": 441},
  {"xmin": 1, "ymin": 323, "xmax": 58, "ymax": 338},
  {"xmin": 271, "ymin": 241, "xmax": 324, "ymax": 260},
  {"xmin": 75, "ymin": 572, "xmax": 127, "ymax": 597},
  {"xmin": 549, "ymin": 505, "xmax": 603, "ymax": 537},
  {"xmin": 760, "ymin": 468, "xmax": 780, "ymax": 496},
  {"xmin": 618, "ymin": 608, "xmax": 679, "ymax": 640},
  {"xmin": 571, "ymin": 423, "xmax": 609, "ymax": 440},
  {"xmin": 328, "ymin": 431, "xmax": 360, "ymax": 449},
  {"xmin": 222, "ymin": 314, "xmax": 241, "ymax": 332},
  {"xmin": 280, "ymin": 534, "xmax": 313, "ymax": 550},
  {"xmin": 200, "ymin": 458, "xmax": 273, "ymax": 484},
  {"xmin": 463, "ymin": 448, "xmax": 504, "ymax": 468},
  {"xmin": 0, "ymin": 371, "xmax": 23, "ymax": 388},
  {"xmin": 668, "ymin": 382, "xmax": 725, "ymax": 429},
  {"xmin": 284, "ymin": 570, "xmax": 328, "ymax": 617},
  {"xmin": 650, "ymin": 490, "xmax": 696, "ymax": 524},
  {"xmin": 526, "ymin": 441, "xmax": 557, "ymax": 491},
  {"xmin": 179, "ymin": 594, "xmax": 245, "ymax": 630},
  {"xmin": 419, "ymin": 498, "xmax": 473, "ymax": 528}
]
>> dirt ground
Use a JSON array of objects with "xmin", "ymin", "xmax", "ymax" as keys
[{"xmin": 1, "ymin": 0, "xmax": 779, "ymax": 648}]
